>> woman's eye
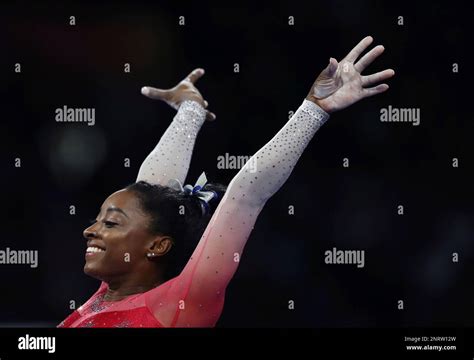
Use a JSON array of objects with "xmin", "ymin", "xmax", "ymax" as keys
[{"xmin": 103, "ymin": 221, "xmax": 118, "ymax": 228}]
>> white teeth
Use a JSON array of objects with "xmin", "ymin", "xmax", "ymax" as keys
[{"xmin": 86, "ymin": 246, "xmax": 105, "ymax": 253}]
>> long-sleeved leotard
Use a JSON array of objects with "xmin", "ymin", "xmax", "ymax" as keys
[
  {"xmin": 136, "ymin": 100, "xmax": 207, "ymax": 185},
  {"xmin": 58, "ymin": 99, "xmax": 329, "ymax": 328},
  {"xmin": 152, "ymin": 99, "xmax": 329, "ymax": 327}
]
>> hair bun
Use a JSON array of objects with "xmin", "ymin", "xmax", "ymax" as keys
[{"xmin": 201, "ymin": 183, "xmax": 227, "ymax": 215}]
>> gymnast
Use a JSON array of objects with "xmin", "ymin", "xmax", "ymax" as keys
[{"xmin": 59, "ymin": 36, "xmax": 394, "ymax": 327}]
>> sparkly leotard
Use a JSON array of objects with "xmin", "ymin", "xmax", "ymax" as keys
[{"xmin": 59, "ymin": 99, "xmax": 329, "ymax": 328}]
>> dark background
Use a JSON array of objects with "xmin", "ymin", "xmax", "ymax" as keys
[{"xmin": 2, "ymin": 1, "xmax": 472, "ymax": 327}]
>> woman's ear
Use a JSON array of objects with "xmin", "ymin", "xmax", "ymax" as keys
[{"xmin": 147, "ymin": 236, "xmax": 174, "ymax": 257}]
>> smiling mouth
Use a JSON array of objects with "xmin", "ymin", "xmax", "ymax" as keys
[{"xmin": 86, "ymin": 246, "xmax": 106, "ymax": 256}]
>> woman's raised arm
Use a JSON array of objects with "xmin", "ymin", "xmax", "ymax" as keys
[
  {"xmin": 136, "ymin": 68, "xmax": 216, "ymax": 186},
  {"xmin": 149, "ymin": 36, "xmax": 395, "ymax": 327}
]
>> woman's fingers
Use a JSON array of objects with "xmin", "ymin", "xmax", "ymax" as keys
[
  {"xmin": 205, "ymin": 110, "xmax": 216, "ymax": 121},
  {"xmin": 362, "ymin": 83, "xmax": 389, "ymax": 98},
  {"xmin": 203, "ymin": 100, "xmax": 214, "ymax": 120},
  {"xmin": 343, "ymin": 36, "xmax": 374, "ymax": 63},
  {"xmin": 354, "ymin": 45, "xmax": 385, "ymax": 73},
  {"xmin": 361, "ymin": 69, "xmax": 395, "ymax": 87},
  {"xmin": 141, "ymin": 86, "xmax": 168, "ymax": 100},
  {"xmin": 184, "ymin": 68, "xmax": 205, "ymax": 84}
]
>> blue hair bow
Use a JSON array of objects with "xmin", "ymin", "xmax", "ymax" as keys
[{"xmin": 167, "ymin": 172, "xmax": 218, "ymax": 216}]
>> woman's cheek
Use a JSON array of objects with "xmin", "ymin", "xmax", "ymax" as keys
[{"xmin": 109, "ymin": 242, "xmax": 137, "ymax": 266}]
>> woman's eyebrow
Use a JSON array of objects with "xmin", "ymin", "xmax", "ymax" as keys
[{"xmin": 105, "ymin": 206, "xmax": 129, "ymax": 218}]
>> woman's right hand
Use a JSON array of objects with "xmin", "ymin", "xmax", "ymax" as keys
[{"xmin": 141, "ymin": 68, "xmax": 216, "ymax": 121}]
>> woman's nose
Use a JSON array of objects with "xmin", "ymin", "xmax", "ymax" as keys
[{"xmin": 83, "ymin": 225, "xmax": 98, "ymax": 239}]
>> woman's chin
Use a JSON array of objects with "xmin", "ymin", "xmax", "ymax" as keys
[{"xmin": 83, "ymin": 262, "xmax": 103, "ymax": 279}]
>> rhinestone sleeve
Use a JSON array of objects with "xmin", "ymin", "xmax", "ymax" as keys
[
  {"xmin": 136, "ymin": 100, "xmax": 207, "ymax": 185},
  {"xmin": 150, "ymin": 100, "xmax": 329, "ymax": 327}
]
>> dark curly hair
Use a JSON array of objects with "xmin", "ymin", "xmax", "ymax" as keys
[{"xmin": 126, "ymin": 180, "xmax": 227, "ymax": 279}]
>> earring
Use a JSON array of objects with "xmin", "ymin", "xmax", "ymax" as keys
[{"xmin": 147, "ymin": 253, "xmax": 155, "ymax": 258}]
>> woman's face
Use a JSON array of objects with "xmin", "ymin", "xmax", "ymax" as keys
[{"xmin": 83, "ymin": 189, "xmax": 157, "ymax": 281}]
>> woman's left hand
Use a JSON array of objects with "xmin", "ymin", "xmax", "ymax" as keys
[
  {"xmin": 141, "ymin": 68, "xmax": 216, "ymax": 121},
  {"xmin": 306, "ymin": 36, "xmax": 395, "ymax": 114}
]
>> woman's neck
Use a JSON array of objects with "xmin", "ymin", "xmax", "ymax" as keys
[{"xmin": 103, "ymin": 274, "xmax": 164, "ymax": 302}]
